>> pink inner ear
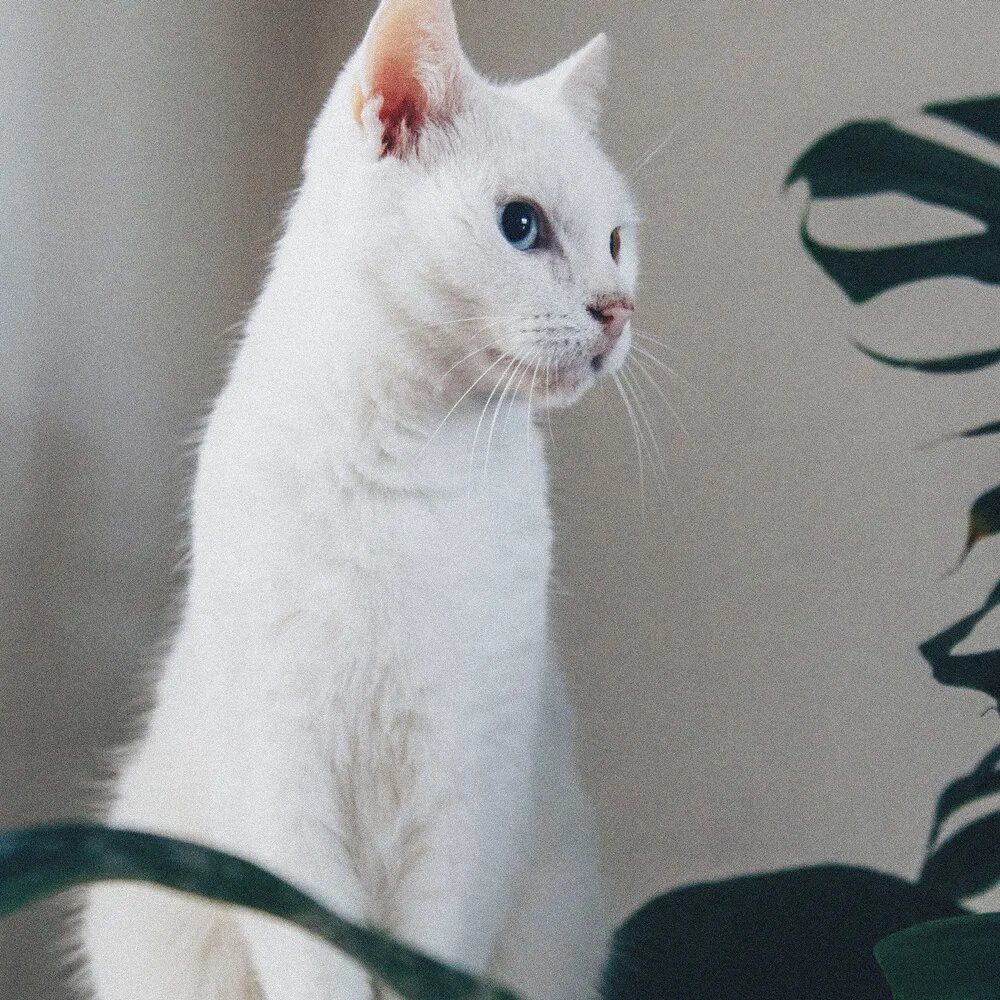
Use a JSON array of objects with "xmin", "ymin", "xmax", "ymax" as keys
[
  {"xmin": 372, "ymin": 49, "xmax": 428, "ymax": 153},
  {"xmin": 365, "ymin": 6, "xmax": 437, "ymax": 155}
]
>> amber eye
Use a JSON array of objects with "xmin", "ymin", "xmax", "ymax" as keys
[{"xmin": 610, "ymin": 227, "xmax": 622, "ymax": 263}]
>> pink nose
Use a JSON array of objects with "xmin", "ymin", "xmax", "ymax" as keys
[{"xmin": 588, "ymin": 297, "xmax": 635, "ymax": 345}]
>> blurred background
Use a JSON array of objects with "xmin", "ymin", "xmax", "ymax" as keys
[{"xmin": 4, "ymin": 1, "xmax": 1000, "ymax": 996}]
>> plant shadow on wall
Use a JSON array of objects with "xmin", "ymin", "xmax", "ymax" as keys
[{"xmin": 7, "ymin": 101, "xmax": 1000, "ymax": 1000}]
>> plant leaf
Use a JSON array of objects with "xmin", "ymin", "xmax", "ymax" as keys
[
  {"xmin": 920, "ymin": 419, "xmax": 1000, "ymax": 450},
  {"xmin": 788, "ymin": 111, "xmax": 1000, "ymax": 303},
  {"xmin": 604, "ymin": 865, "xmax": 964, "ymax": 1000},
  {"xmin": 786, "ymin": 120, "xmax": 1000, "ymax": 221},
  {"xmin": 919, "ymin": 812, "xmax": 1000, "ymax": 900},
  {"xmin": 799, "ymin": 222, "xmax": 1000, "ymax": 305},
  {"xmin": 953, "ymin": 483, "xmax": 1000, "ymax": 571},
  {"xmin": 956, "ymin": 419, "xmax": 1000, "ymax": 439},
  {"xmin": 851, "ymin": 339, "xmax": 1000, "ymax": 375},
  {"xmin": 0, "ymin": 824, "xmax": 519, "ymax": 1000},
  {"xmin": 919, "ymin": 580, "xmax": 1000, "ymax": 700},
  {"xmin": 927, "ymin": 745, "xmax": 1000, "ymax": 854},
  {"xmin": 927, "ymin": 96, "xmax": 1000, "ymax": 146},
  {"xmin": 875, "ymin": 913, "xmax": 1000, "ymax": 1000}
]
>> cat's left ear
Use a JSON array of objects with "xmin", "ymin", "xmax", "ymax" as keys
[
  {"xmin": 353, "ymin": 0, "xmax": 470, "ymax": 159},
  {"xmin": 521, "ymin": 34, "xmax": 609, "ymax": 133}
]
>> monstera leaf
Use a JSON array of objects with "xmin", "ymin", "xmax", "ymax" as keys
[
  {"xmin": 0, "ymin": 824, "xmax": 518, "ymax": 1000},
  {"xmin": 787, "ymin": 97, "xmax": 1000, "ymax": 304},
  {"xmin": 790, "ymin": 95, "xmax": 1000, "ymax": 998},
  {"xmin": 791, "ymin": 97, "xmax": 1000, "ymax": 706}
]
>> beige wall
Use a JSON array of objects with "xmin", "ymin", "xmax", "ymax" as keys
[{"xmin": 4, "ymin": 1, "xmax": 1000, "ymax": 996}]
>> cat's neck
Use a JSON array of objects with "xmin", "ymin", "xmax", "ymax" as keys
[{"xmin": 224, "ymin": 305, "xmax": 544, "ymax": 505}]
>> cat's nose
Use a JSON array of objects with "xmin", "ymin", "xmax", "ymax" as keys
[{"xmin": 587, "ymin": 297, "xmax": 635, "ymax": 345}]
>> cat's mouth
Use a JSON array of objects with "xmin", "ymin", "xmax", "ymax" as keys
[
  {"xmin": 519, "ymin": 354, "xmax": 599, "ymax": 409},
  {"xmin": 462, "ymin": 340, "xmax": 618, "ymax": 410},
  {"xmin": 478, "ymin": 346, "xmax": 616, "ymax": 408},
  {"xmin": 535, "ymin": 362, "xmax": 587, "ymax": 399}
]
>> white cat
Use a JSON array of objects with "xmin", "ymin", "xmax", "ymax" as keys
[{"xmin": 81, "ymin": 1, "xmax": 639, "ymax": 998}]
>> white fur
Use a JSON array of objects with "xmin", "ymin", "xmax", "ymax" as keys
[{"xmin": 81, "ymin": 2, "xmax": 638, "ymax": 998}]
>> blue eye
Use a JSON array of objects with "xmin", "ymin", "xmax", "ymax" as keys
[{"xmin": 499, "ymin": 201, "xmax": 541, "ymax": 251}]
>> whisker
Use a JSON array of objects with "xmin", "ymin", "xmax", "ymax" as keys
[
  {"xmin": 612, "ymin": 372, "xmax": 646, "ymax": 503},
  {"xmin": 397, "ymin": 312, "xmax": 526, "ymax": 337},
  {"xmin": 596, "ymin": 378, "xmax": 614, "ymax": 439},
  {"xmin": 484, "ymin": 357, "xmax": 526, "ymax": 479},
  {"xmin": 418, "ymin": 352, "xmax": 507, "ymax": 459},
  {"xmin": 525, "ymin": 350, "xmax": 543, "ymax": 448},
  {"xmin": 630, "ymin": 342, "xmax": 695, "ymax": 392},
  {"xmin": 621, "ymin": 364, "xmax": 667, "ymax": 485},
  {"xmin": 631, "ymin": 329, "xmax": 690, "ymax": 362},
  {"xmin": 440, "ymin": 344, "xmax": 494, "ymax": 380},
  {"xmin": 470, "ymin": 354, "xmax": 519, "ymax": 483},
  {"xmin": 628, "ymin": 117, "xmax": 689, "ymax": 178},
  {"xmin": 544, "ymin": 360, "xmax": 556, "ymax": 445},
  {"xmin": 504, "ymin": 347, "xmax": 542, "ymax": 434},
  {"xmin": 628, "ymin": 355, "xmax": 691, "ymax": 440},
  {"xmin": 631, "ymin": 353, "xmax": 690, "ymax": 441}
]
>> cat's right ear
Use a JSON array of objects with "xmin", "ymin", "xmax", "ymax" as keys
[
  {"xmin": 517, "ymin": 34, "xmax": 609, "ymax": 134},
  {"xmin": 353, "ymin": 0, "xmax": 469, "ymax": 159}
]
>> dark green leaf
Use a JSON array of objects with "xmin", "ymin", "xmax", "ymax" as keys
[
  {"xmin": 951, "ymin": 483, "xmax": 1000, "ymax": 571},
  {"xmin": 926, "ymin": 96, "xmax": 1000, "ymax": 146},
  {"xmin": 799, "ymin": 224, "xmax": 1000, "ymax": 305},
  {"xmin": 875, "ymin": 913, "xmax": 1000, "ymax": 1000},
  {"xmin": 786, "ymin": 120, "xmax": 1000, "ymax": 222},
  {"xmin": 919, "ymin": 580, "xmax": 1000, "ymax": 700},
  {"xmin": 919, "ymin": 420, "xmax": 1000, "ymax": 450},
  {"xmin": 919, "ymin": 812, "xmax": 1000, "ymax": 900},
  {"xmin": 604, "ymin": 866, "xmax": 964, "ymax": 1000},
  {"xmin": 927, "ymin": 745, "xmax": 1000, "ymax": 853},
  {"xmin": 788, "ymin": 116, "xmax": 1000, "ymax": 302},
  {"xmin": 960, "ymin": 419, "xmax": 1000, "ymax": 439},
  {"xmin": 0, "ymin": 824, "xmax": 518, "ymax": 1000},
  {"xmin": 851, "ymin": 339, "xmax": 1000, "ymax": 374}
]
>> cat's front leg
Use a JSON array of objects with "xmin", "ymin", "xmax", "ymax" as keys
[
  {"xmin": 233, "ymin": 820, "xmax": 375, "ymax": 1000},
  {"xmin": 237, "ymin": 759, "xmax": 525, "ymax": 1000},
  {"xmin": 490, "ymin": 667, "xmax": 610, "ymax": 1000},
  {"xmin": 240, "ymin": 914, "xmax": 374, "ymax": 1000},
  {"xmin": 225, "ymin": 725, "xmax": 376, "ymax": 1000},
  {"xmin": 388, "ymin": 735, "xmax": 539, "ymax": 979}
]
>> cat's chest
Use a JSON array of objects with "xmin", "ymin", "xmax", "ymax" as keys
[
  {"xmin": 198, "ymin": 395, "xmax": 553, "ymax": 685},
  {"xmin": 298, "ymin": 403, "xmax": 553, "ymax": 620},
  {"xmin": 370, "ymin": 471, "xmax": 552, "ymax": 658},
  {"xmin": 334, "ymin": 429, "xmax": 554, "ymax": 692}
]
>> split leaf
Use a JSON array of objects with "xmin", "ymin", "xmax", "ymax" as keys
[
  {"xmin": 919, "ymin": 812, "xmax": 1000, "ymax": 901},
  {"xmin": 954, "ymin": 482, "xmax": 1000, "ymax": 571},
  {"xmin": 927, "ymin": 96, "xmax": 1000, "ymax": 146},
  {"xmin": 851, "ymin": 340, "xmax": 1000, "ymax": 375},
  {"xmin": 605, "ymin": 865, "xmax": 964, "ymax": 1000},
  {"xmin": 926, "ymin": 745, "xmax": 1000, "ymax": 855},
  {"xmin": 788, "ymin": 109, "xmax": 1000, "ymax": 303},
  {"xmin": 919, "ymin": 419, "xmax": 1000, "ymax": 450},
  {"xmin": 919, "ymin": 580, "xmax": 1000, "ymax": 700}
]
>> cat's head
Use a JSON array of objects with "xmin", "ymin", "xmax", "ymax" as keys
[{"xmin": 305, "ymin": 0, "xmax": 639, "ymax": 409}]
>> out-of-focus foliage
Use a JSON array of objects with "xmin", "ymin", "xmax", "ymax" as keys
[{"xmin": 0, "ymin": 823, "xmax": 518, "ymax": 1000}]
